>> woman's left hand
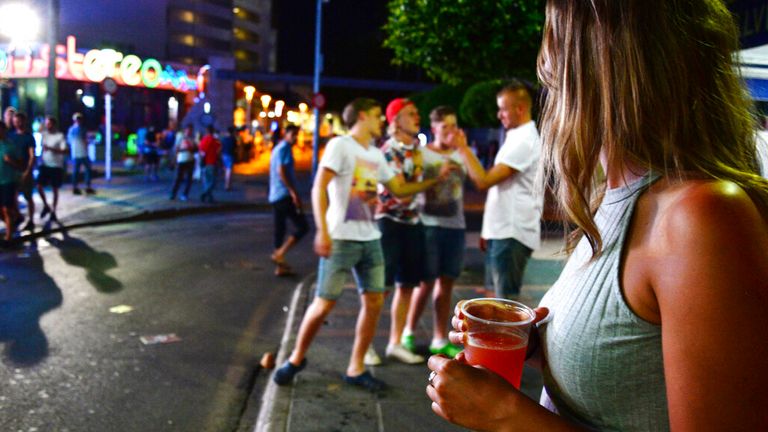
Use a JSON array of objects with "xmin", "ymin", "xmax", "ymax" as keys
[{"xmin": 426, "ymin": 353, "xmax": 519, "ymax": 431}]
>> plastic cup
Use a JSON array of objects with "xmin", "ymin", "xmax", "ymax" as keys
[{"xmin": 460, "ymin": 298, "xmax": 536, "ymax": 388}]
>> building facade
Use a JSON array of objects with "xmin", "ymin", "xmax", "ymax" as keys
[{"xmin": 166, "ymin": 0, "xmax": 274, "ymax": 72}]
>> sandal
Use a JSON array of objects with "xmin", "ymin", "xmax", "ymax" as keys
[
  {"xmin": 270, "ymin": 253, "xmax": 285, "ymax": 266},
  {"xmin": 342, "ymin": 371, "xmax": 387, "ymax": 392},
  {"xmin": 274, "ymin": 264, "xmax": 295, "ymax": 277}
]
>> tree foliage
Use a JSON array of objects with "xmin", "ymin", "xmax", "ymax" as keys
[
  {"xmin": 459, "ymin": 80, "xmax": 504, "ymax": 128},
  {"xmin": 383, "ymin": 0, "xmax": 545, "ymax": 85},
  {"xmin": 408, "ymin": 84, "xmax": 469, "ymax": 129}
]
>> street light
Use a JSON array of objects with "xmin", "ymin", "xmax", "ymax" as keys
[
  {"xmin": 260, "ymin": 94, "xmax": 272, "ymax": 111},
  {"xmin": 244, "ymin": 85, "xmax": 256, "ymax": 127},
  {"xmin": 0, "ymin": 4, "xmax": 40, "ymax": 42}
]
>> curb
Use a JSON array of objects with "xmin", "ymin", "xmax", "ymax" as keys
[
  {"xmin": 253, "ymin": 272, "xmax": 315, "ymax": 432},
  {"xmin": 14, "ymin": 202, "xmax": 274, "ymax": 242}
]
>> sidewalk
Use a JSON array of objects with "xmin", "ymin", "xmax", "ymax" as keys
[
  {"xmin": 2, "ymin": 163, "xmax": 293, "ymax": 245},
  {"xmin": 255, "ymin": 234, "xmax": 566, "ymax": 432}
]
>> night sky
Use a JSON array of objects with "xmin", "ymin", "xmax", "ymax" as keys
[{"xmin": 275, "ymin": 0, "xmax": 426, "ymax": 81}]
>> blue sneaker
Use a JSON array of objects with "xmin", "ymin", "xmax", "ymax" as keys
[
  {"xmin": 342, "ymin": 371, "xmax": 387, "ymax": 392},
  {"xmin": 273, "ymin": 359, "xmax": 307, "ymax": 385}
]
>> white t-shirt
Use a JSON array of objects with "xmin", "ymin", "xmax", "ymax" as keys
[
  {"xmin": 41, "ymin": 131, "xmax": 67, "ymax": 168},
  {"xmin": 757, "ymin": 131, "xmax": 768, "ymax": 178},
  {"xmin": 320, "ymin": 135, "xmax": 396, "ymax": 241},
  {"xmin": 420, "ymin": 146, "xmax": 466, "ymax": 229},
  {"xmin": 481, "ymin": 121, "xmax": 543, "ymax": 250},
  {"xmin": 176, "ymin": 134, "xmax": 196, "ymax": 163}
]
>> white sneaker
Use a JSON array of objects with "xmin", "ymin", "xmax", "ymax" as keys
[
  {"xmin": 364, "ymin": 345, "xmax": 382, "ymax": 366},
  {"xmin": 385, "ymin": 344, "xmax": 425, "ymax": 364}
]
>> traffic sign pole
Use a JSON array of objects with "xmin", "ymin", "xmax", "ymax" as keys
[
  {"xmin": 105, "ymin": 93, "xmax": 112, "ymax": 181},
  {"xmin": 101, "ymin": 77, "xmax": 117, "ymax": 182}
]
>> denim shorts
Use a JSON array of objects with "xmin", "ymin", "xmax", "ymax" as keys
[
  {"xmin": 423, "ymin": 226, "xmax": 465, "ymax": 281},
  {"xmin": 484, "ymin": 237, "xmax": 532, "ymax": 298},
  {"xmin": 316, "ymin": 239, "xmax": 386, "ymax": 300},
  {"xmin": 0, "ymin": 183, "xmax": 15, "ymax": 207},
  {"xmin": 221, "ymin": 154, "xmax": 234, "ymax": 169},
  {"xmin": 377, "ymin": 218, "xmax": 425, "ymax": 287}
]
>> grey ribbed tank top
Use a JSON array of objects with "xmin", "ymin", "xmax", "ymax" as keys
[{"xmin": 538, "ymin": 173, "xmax": 669, "ymax": 431}]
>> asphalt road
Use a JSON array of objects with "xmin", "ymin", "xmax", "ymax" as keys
[{"xmin": 0, "ymin": 211, "xmax": 316, "ymax": 432}]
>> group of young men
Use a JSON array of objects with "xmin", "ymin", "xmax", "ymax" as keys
[
  {"xmin": 268, "ymin": 80, "xmax": 543, "ymax": 392},
  {"xmin": 0, "ymin": 107, "xmax": 95, "ymax": 246}
]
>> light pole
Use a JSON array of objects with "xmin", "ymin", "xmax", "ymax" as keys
[
  {"xmin": 311, "ymin": 0, "xmax": 329, "ymax": 179},
  {"xmin": 46, "ymin": 0, "xmax": 60, "ymax": 117}
]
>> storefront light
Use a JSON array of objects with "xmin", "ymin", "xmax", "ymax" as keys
[
  {"xmin": 274, "ymin": 100, "xmax": 285, "ymax": 117},
  {"xmin": 168, "ymin": 96, "xmax": 179, "ymax": 110},
  {"xmin": 259, "ymin": 112, "xmax": 267, "ymax": 118},
  {"xmin": 267, "ymin": 112, "xmax": 275, "ymax": 118},
  {"xmin": 298, "ymin": 102, "xmax": 308, "ymax": 113},
  {"xmin": 204, "ymin": 102, "xmax": 211, "ymax": 114},
  {"xmin": 82, "ymin": 95, "xmax": 95, "ymax": 108}
]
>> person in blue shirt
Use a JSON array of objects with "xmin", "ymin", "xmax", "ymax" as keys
[
  {"xmin": 9, "ymin": 112, "xmax": 37, "ymax": 232},
  {"xmin": 268, "ymin": 125, "xmax": 308, "ymax": 276},
  {"xmin": 0, "ymin": 121, "xmax": 23, "ymax": 245},
  {"xmin": 220, "ymin": 126, "xmax": 237, "ymax": 191}
]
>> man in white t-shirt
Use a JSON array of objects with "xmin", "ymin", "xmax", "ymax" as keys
[
  {"xmin": 454, "ymin": 80, "xmax": 543, "ymax": 299},
  {"xmin": 37, "ymin": 116, "xmax": 68, "ymax": 221},
  {"xmin": 273, "ymin": 98, "xmax": 452, "ymax": 392}
]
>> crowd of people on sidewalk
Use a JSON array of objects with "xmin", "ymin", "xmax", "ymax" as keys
[
  {"xmin": 268, "ymin": 1, "xmax": 768, "ymax": 431},
  {"xmin": 0, "ymin": 108, "xmax": 97, "ymax": 247}
]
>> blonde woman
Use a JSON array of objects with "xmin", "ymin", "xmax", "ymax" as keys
[{"xmin": 427, "ymin": 1, "xmax": 768, "ymax": 431}]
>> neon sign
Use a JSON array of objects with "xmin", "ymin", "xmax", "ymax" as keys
[{"xmin": 0, "ymin": 36, "xmax": 198, "ymax": 92}]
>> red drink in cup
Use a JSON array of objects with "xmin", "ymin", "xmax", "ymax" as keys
[{"xmin": 461, "ymin": 298, "xmax": 535, "ymax": 389}]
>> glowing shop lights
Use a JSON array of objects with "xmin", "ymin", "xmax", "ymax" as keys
[{"xmin": 0, "ymin": 36, "xmax": 199, "ymax": 92}]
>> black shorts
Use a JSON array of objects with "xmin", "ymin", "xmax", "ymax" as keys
[
  {"xmin": 0, "ymin": 183, "xmax": 15, "ymax": 208},
  {"xmin": 37, "ymin": 166, "xmax": 64, "ymax": 188}
]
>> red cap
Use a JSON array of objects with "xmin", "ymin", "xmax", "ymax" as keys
[{"xmin": 386, "ymin": 98, "xmax": 414, "ymax": 124}]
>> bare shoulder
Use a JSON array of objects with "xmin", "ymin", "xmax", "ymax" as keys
[
  {"xmin": 643, "ymin": 178, "xmax": 768, "ymax": 430},
  {"xmin": 652, "ymin": 178, "xmax": 768, "ymax": 245},
  {"xmin": 643, "ymin": 177, "xmax": 768, "ymax": 300}
]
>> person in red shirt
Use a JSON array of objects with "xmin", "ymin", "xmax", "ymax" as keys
[{"xmin": 198, "ymin": 125, "xmax": 221, "ymax": 203}]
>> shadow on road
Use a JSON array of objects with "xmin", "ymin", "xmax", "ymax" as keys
[
  {"xmin": 0, "ymin": 243, "xmax": 63, "ymax": 366},
  {"xmin": 46, "ymin": 232, "xmax": 123, "ymax": 293}
]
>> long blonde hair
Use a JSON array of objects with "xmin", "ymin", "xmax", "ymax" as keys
[{"xmin": 537, "ymin": 0, "xmax": 768, "ymax": 256}]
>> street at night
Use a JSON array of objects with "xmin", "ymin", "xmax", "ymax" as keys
[
  {"xmin": 2, "ymin": 0, "xmax": 768, "ymax": 431},
  {"xmin": 0, "ymin": 210, "xmax": 314, "ymax": 431}
]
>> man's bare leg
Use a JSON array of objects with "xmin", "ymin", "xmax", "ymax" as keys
[
  {"xmin": 433, "ymin": 276, "xmax": 455, "ymax": 342},
  {"xmin": 388, "ymin": 284, "xmax": 414, "ymax": 346},
  {"xmin": 288, "ymin": 297, "xmax": 336, "ymax": 366},
  {"xmin": 404, "ymin": 280, "xmax": 434, "ymax": 336},
  {"xmin": 347, "ymin": 292, "xmax": 384, "ymax": 376}
]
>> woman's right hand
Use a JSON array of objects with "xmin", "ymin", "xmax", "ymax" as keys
[{"xmin": 449, "ymin": 301, "xmax": 550, "ymax": 359}]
